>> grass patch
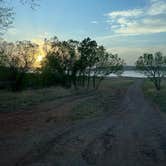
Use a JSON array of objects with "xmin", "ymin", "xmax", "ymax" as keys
[
  {"xmin": 0, "ymin": 87, "xmax": 72, "ymax": 112},
  {"xmin": 0, "ymin": 78, "xmax": 134, "ymax": 113},
  {"xmin": 143, "ymin": 79, "xmax": 166, "ymax": 113},
  {"xmin": 99, "ymin": 78, "xmax": 134, "ymax": 89},
  {"xmin": 70, "ymin": 78, "xmax": 134, "ymax": 121},
  {"xmin": 70, "ymin": 98, "xmax": 103, "ymax": 121}
]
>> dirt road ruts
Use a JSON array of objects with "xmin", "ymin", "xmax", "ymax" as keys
[{"xmin": 1, "ymin": 80, "xmax": 166, "ymax": 166}]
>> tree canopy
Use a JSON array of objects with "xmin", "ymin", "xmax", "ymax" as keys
[
  {"xmin": 41, "ymin": 37, "xmax": 124, "ymax": 89},
  {"xmin": 136, "ymin": 52, "xmax": 166, "ymax": 90},
  {"xmin": 0, "ymin": 40, "xmax": 38, "ymax": 90}
]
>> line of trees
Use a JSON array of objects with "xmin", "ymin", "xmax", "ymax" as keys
[
  {"xmin": 1, "ymin": 36, "xmax": 166, "ymax": 92},
  {"xmin": 41, "ymin": 37, "xmax": 124, "ymax": 89},
  {"xmin": 0, "ymin": 37, "xmax": 124, "ymax": 91}
]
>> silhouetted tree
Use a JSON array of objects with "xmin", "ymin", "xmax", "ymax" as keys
[
  {"xmin": 92, "ymin": 45, "xmax": 105, "ymax": 88},
  {"xmin": 78, "ymin": 37, "xmax": 98, "ymax": 88},
  {"xmin": 136, "ymin": 52, "xmax": 166, "ymax": 90},
  {"xmin": 95, "ymin": 52, "xmax": 124, "ymax": 89},
  {"xmin": 41, "ymin": 37, "xmax": 124, "ymax": 89},
  {"xmin": 78, "ymin": 38, "xmax": 124, "ymax": 89},
  {"xmin": 63, "ymin": 39, "xmax": 79, "ymax": 87},
  {"xmin": 0, "ymin": 0, "xmax": 39, "ymax": 34},
  {"xmin": 41, "ymin": 37, "xmax": 67, "ymax": 86},
  {"xmin": 0, "ymin": 40, "xmax": 38, "ymax": 90},
  {"xmin": 0, "ymin": 1, "xmax": 14, "ymax": 35},
  {"xmin": 41, "ymin": 51, "xmax": 67, "ymax": 86},
  {"xmin": 42, "ymin": 37, "xmax": 80, "ymax": 88}
]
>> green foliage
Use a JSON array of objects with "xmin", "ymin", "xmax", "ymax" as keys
[
  {"xmin": 41, "ymin": 37, "xmax": 124, "ymax": 89},
  {"xmin": 94, "ymin": 52, "xmax": 124, "ymax": 89},
  {"xmin": 41, "ymin": 39, "xmax": 78, "ymax": 87},
  {"xmin": 136, "ymin": 52, "xmax": 166, "ymax": 90},
  {"xmin": 41, "ymin": 52, "xmax": 67, "ymax": 87}
]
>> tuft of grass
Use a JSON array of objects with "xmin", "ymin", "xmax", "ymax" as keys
[
  {"xmin": 143, "ymin": 79, "xmax": 166, "ymax": 113},
  {"xmin": 70, "ymin": 98, "xmax": 103, "ymax": 121}
]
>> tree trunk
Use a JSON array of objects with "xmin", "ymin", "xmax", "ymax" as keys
[
  {"xmin": 82, "ymin": 72, "xmax": 85, "ymax": 87},
  {"xmin": 154, "ymin": 77, "xmax": 161, "ymax": 91},
  {"xmin": 71, "ymin": 73, "xmax": 76, "ymax": 89},
  {"xmin": 87, "ymin": 68, "xmax": 91, "ymax": 89},
  {"xmin": 93, "ymin": 70, "xmax": 97, "ymax": 89},
  {"xmin": 96, "ymin": 76, "xmax": 104, "ymax": 90}
]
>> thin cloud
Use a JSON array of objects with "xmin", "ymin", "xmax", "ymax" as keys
[
  {"xmin": 107, "ymin": 9, "xmax": 143, "ymax": 18},
  {"xmin": 105, "ymin": 0, "xmax": 166, "ymax": 36},
  {"xmin": 91, "ymin": 21, "xmax": 99, "ymax": 24}
]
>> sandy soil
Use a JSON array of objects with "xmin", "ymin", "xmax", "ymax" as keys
[{"xmin": 1, "ymin": 80, "xmax": 166, "ymax": 166}]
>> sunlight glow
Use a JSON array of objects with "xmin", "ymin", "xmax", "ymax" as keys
[{"xmin": 37, "ymin": 55, "xmax": 44, "ymax": 62}]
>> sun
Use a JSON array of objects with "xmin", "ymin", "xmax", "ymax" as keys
[{"xmin": 37, "ymin": 55, "xmax": 44, "ymax": 62}]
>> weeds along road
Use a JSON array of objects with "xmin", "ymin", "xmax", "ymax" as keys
[{"xmin": 1, "ymin": 80, "xmax": 166, "ymax": 166}]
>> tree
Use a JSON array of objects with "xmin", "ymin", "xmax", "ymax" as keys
[
  {"xmin": 61, "ymin": 39, "xmax": 79, "ymax": 87},
  {"xmin": 0, "ymin": 40, "xmax": 38, "ymax": 90},
  {"xmin": 20, "ymin": 0, "xmax": 39, "ymax": 9},
  {"xmin": 92, "ymin": 45, "xmax": 105, "ymax": 88},
  {"xmin": 41, "ymin": 37, "xmax": 80, "ymax": 88},
  {"xmin": 41, "ymin": 37, "xmax": 67, "ymax": 86},
  {"xmin": 78, "ymin": 38, "xmax": 124, "ymax": 89},
  {"xmin": 41, "ymin": 36, "xmax": 124, "ymax": 89},
  {"xmin": 0, "ymin": 0, "xmax": 39, "ymax": 35},
  {"xmin": 0, "ymin": 1, "xmax": 14, "ymax": 35},
  {"xmin": 41, "ymin": 51, "xmax": 67, "ymax": 87},
  {"xmin": 95, "ymin": 52, "xmax": 124, "ymax": 89},
  {"xmin": 78, "ymin": 37, "xmax": 98, "ymax": 88},
  {"xmin": 136, "ymin": 52, "xmax": 166, "ymax": 90}
]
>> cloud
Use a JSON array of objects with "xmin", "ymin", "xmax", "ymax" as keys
[
  {"xmin": 115, "ymin": 17, "xmax": 166, "ymax": 35},
  {"xmin": 107, "ymin": 9, "xmax": 143, "ymax": 18},
  {"xmin": 105, "ymin": 0, "xmax": 166, "ymax": 36},
  {"xmin": 148, "ymin": 0, "xmax": 166, "ymax": 15},
  {"xmin": 91, "ymin": 21, "xmax": 99, "ymax": 24}
]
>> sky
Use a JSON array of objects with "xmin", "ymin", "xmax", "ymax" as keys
[{"xmin": 4, "ymin": 0, "xmax": 166, "ymax": 65}]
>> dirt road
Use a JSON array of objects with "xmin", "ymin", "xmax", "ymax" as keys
[{"xmin": 1, "ymin": 80, "xmax": 166, "ymax": 166}]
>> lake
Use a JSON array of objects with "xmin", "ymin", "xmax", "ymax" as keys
[{"xmin": 109, "ymin": 70, "xmax": 146, "ymax": 78}]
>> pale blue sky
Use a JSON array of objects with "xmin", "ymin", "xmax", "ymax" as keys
[{"xmin": 4, "ymin": 0, "xmax": 166, "ymax": 65}]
